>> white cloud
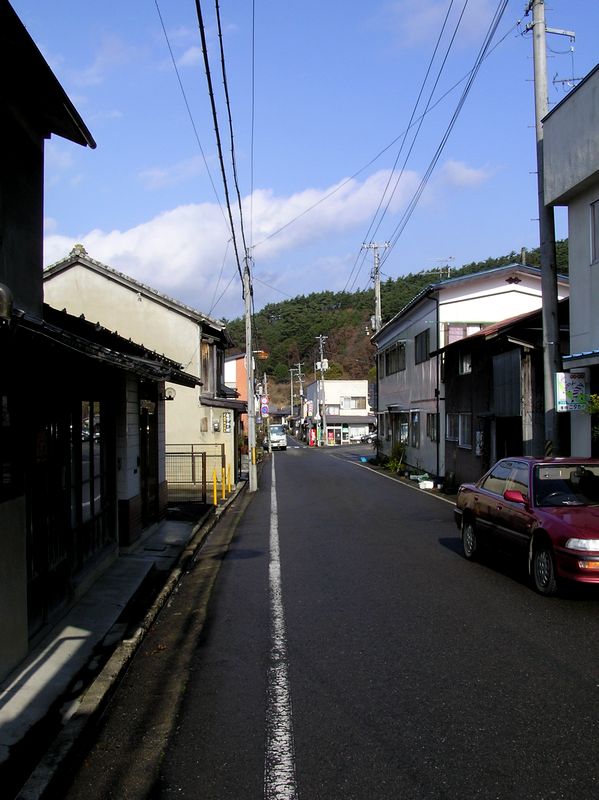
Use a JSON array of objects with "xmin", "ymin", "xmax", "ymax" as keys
[
  {"xmin": 43, "ymin": 169, "xmax": 422, "ymax": 318},
  {"xmin": 251, "ymin": 169, "xmax": 420, "ymax": 258},
  {"xmin": 45, "ymin": 145, "xmax": 75, "ymax": 171},
  {"xmin": 138, "ymin": 155, "xmax": 208, "ymax": 190},
  {"xmin": 385, "ymin": 0, "xmax": 498, "ymax": 47},
  {"xmin": 70, "ymin": 35, "xmax": 134, "ymax": 87},
  {"xmin": 177, "ymin": 46, "xmax": 202, "ymax": 68},
  {"xmin": 44, "ymin": 217, "xmax": 59, "ymax": 235},
  {"xmin": 440, "ymin": 159, "xmax": 494, "ymax": 187},
  {"xmin": 90, "ymin": 109, "xmax": 124, "ymax": 122}
]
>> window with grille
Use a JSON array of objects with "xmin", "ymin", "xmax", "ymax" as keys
[
  {"xmin": 383, "ymin": 342, "xmax": 406, "ymax": 375},
  {"xmin": 415, "ymin": 329, "xmax": 430, "ymax": 364},
  {"xmin": 446, "ymin": 412, "xmax": 458, "ymax": 441},
  {"xmin": 201, "ymin": 341, "xmax": 215, "ymax": 395},
  {"xmin": 341, "ymin": 396, "xmax": 367, "ymax": 410},
  {"xmin": 458, "ymin": 413, "xmax": 472, "ymax": 449},
  {"xmin": 459, "ymin": 352, "xmax": 472, "ymax": 374},
  {"xmin": 411, "ymin": 412, "xmax": 420, "ymax": 448},
  {"xmin": 426, "ymin": 412, "xmax": 439, "ymax": 442}
]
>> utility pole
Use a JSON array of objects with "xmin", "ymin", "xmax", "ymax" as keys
[
  {"xmin": 295, "ymin": 362, "xmax": 304, "ymax": 420},
  {"xmin": 316, "ymin": 335, "xmax": 328, "ymax": 446},
  {"xmin": 362, "ymin": 242, "xmax": 389, "ymax": 333},
  {"xmin": 289, "ymin": 368, "xmax": 295, "ymax": 418},
  {"xmin": 526, "ymin": 0, "xmax": 573, "ymax": 456},
  {"xmin": 243, "ymin": 257, "xmax": 257, "ymax": 491},
  {"xmin": 263, "ymin": 371, "xmax": 271, "ymax": 453}
]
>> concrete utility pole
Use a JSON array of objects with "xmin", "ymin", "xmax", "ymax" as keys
[
  {"xmin": 295, "ymin": 362, "xmax": 304, "ymax": 419},
  {"xmin": 526, "ymin": 0, "xmax": 568, "ymax": 455},
  {"xmin": 243, "ymin": 258, "xmax": 257, "ymax": 492},
  {"xmin": 263, "ymin": 371, "xmax": 271, "ymax": 453},
  {"xmin": 316, "ymin": 335, "xmax": 328, "ymax": 445},
  {"xmin": 363, "ymin": 242, "xmax": 389, "ymax": 333},
  {"xmin": 289, "ymin": 368, "xmax": 295, "ymax": 418}
]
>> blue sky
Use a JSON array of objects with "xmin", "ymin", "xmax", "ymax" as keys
[{"xmin": 12, "ymin": 1, "xmax": 599, "ymax": 320}]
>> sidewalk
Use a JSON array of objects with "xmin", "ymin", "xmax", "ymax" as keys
[{"xmin": 0, "ymin": 488, "xmax": 244, "ymax": 800}]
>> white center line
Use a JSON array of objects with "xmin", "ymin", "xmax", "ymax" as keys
[{"xmin": 264, "ymin": 455, "xmax": 298, "ymax": 800}]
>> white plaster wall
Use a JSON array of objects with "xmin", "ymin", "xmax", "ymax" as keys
[
  {"xmin": 44, "ymin": 267, "xmax": 238, "ymax": 471},
  {"xmin": 544, "ymin": 67, "xmax": 599, "ymax": 205},
  {"xmin": 440, "ymin": 276, "xmax": 568, "ymax": 323},
  {"xmin": 567, "ymin": 184, "xmax": 599, "ymax": 354},
  {"xmin": 44, "ymin": 267, "xmax": 201, "ymax": 373},
  {"xmin": 306, "ymin": 379, "xmax": 369, "ymax": 414},
  {"xmin": 224, "ymin": 359, "xmax": 238, "ymax": 390}
]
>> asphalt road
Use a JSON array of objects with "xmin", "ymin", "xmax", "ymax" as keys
[{"xmin": 55, "ymin": 442, "xmax": 599, "ymax": 799}]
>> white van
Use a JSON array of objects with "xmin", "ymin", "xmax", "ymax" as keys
[{"xmin": 268, "ymin": 424, "xmax": 287, "ymax": 451}]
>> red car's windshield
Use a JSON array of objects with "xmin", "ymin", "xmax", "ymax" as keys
[{"xmin": 535, "ymin": 464, "xmax": 599, "ymax": 507}]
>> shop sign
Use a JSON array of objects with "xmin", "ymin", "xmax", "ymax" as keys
[{"xmin": 556, "ymin": 371, "xmax": 588, "ymax": 412}]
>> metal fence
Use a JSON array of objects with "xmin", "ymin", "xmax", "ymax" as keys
[{"xmin": 165, "ymin": 443, "xmax": 226, "ymax": 505}]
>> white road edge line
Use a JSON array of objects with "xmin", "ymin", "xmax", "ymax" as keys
[
  {"xmin": 264, "ymin": 455, "xmax": 298, "ymax": 800},
  {"xmin": 341, "ymin": 457, "xmax": 457, "ymax": 506}
]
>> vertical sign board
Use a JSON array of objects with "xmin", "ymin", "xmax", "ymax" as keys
[{"xmin": 556, "ymin": 372, "xmax": 587, "ymax": 412}]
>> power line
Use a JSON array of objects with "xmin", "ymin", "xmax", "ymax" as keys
[
  {"xmin": 362, "ymin": 1, "xmax": 462, "ymax": 253},
  {"xmin": 194, "ymin": 0, "xmax": 244, "ymax": 286},
  {"xmin": 208, "ymin": 238, "xmax": 232, "ymax": 316},
  {"xmin": 380, "ymin": 0, "xmax": 510, "ymax": 269},
  {"xmin": 368, "ymin": 0, "xmax": 469, "ymax": 245},
  {"xmin": 249, "ymin": 0, "xmax": 256, "ymax": 249},
  {"xmin": 254, "ymin": 17, "xmax": 518, "ymax": 261},
  {"xmin": 154, "ymin": 0, "xmax": 226, "ymax": 225},
  {"xmin": 214, "ymin": 0, "xmax": 250, "ymax": 260},
  {"xmin": 343, "ymin": 0, "xmax": 462, "ymax": 294}
]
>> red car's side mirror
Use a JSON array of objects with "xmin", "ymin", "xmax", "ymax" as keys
[{"xmin": 504, "ymin": 489, "xmax": 528, "ymax": 505}]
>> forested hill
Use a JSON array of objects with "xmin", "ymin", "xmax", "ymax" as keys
[{"xmin": 225, "ymin": 241, "xmax": 568, "ymax": 401}]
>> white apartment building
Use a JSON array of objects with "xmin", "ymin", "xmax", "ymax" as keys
[
  {"xmin": 305, "ymin": 379, "xmax": 375, "ymax": 445},
  {"xmin": 372, "ymin": 265, "xmax": 569, "ymax": 479}
]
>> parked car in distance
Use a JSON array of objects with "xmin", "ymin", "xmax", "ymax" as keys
[
  {"xmin": 454, "ymin": 457, "xmax": 599, "ymax": 596},
  {"xmin": 360, "ymin": 432, "xmax": 377, "ymax": 444}
]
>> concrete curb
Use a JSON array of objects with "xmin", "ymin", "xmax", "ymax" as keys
[{"xmin": 16, "ymin": 483, "xmax": 247, "ymax": 800}]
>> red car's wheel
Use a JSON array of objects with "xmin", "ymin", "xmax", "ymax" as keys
[
  {"xmin": 532, "ymin": 542, "xmax": 558, "ymax": 596},
  {"xmin": 462, "ymin": 519, "xmax": 478, "ymax": 560}
]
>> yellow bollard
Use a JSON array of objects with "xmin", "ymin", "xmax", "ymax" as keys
[
  {"xmin": 212, "ymin": 468, "xmax": 218, "ymax": 506},
  {"xmin": 221, "ymin": 467, "xmax": 226, "ymax": 500},
  {"xmin": 227, "ymin": 464, "xmax": 232, "ymax": 493}
]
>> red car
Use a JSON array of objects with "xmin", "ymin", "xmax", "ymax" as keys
[{"xmin": 454, "ymin": 457, "xmax": 599, "ymax": 595}]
